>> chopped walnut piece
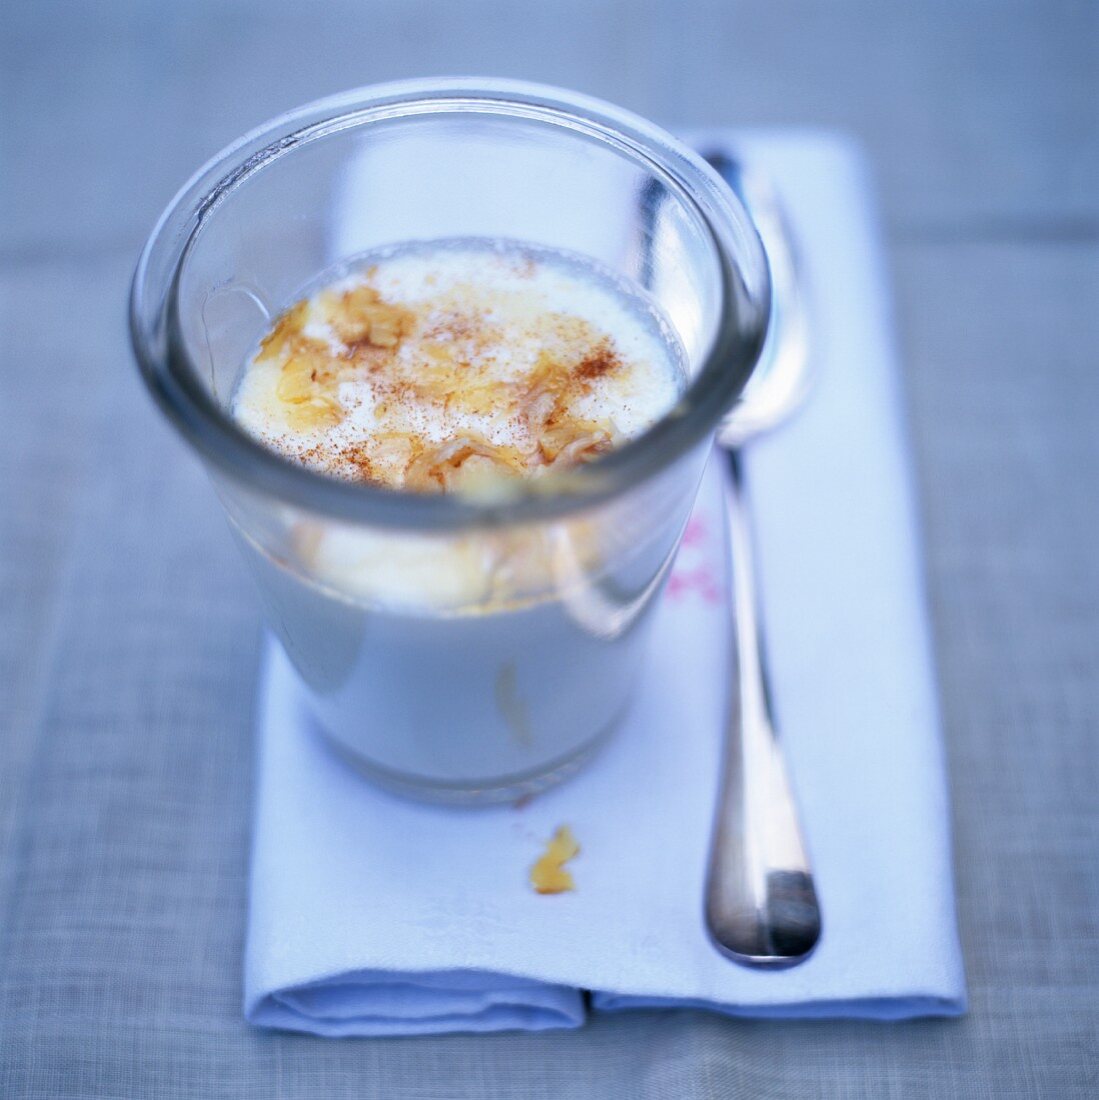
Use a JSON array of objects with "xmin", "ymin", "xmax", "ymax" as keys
[
  {"xmin": 274, "ymin": 344, "xmax": 344, "ymax": 429},
  {"xmin": 404, "ymin": 436, "xmax": 526, "ymax": 493},
  {"xmin": 522, "ymin": 386, "xmax": 559, "ymax": 437},
  {"xmin": 371, "ymin": 432, "xmax": 416, "ymax": 470},
  {"xmin": 530, "ymin": 825, "xmax": 580, "ymax": 894},
  {"xmin": 537, "ymin": 418, "xmax": 614, "ymax": 463},
  {"xmin": 323, "ymin": 285, "xmax": 414, "ymax": 349},
  {"xmin": 446, "ymin": 382, "xmax": 508, "ymax": 417},
  {"xmin": 256, "ymin": 300, "xmax": 309, "ymax": 362},
  {"xmin": 545, "ymin": 430, "xmax": 614, "ymax": 469},
  {"xmin": 285, "ymin": 396, "xmax": 342, "ymax": 430},
  {"xmin": 276, "ymin": 353, "xmax": 320, "ymax": 404}
]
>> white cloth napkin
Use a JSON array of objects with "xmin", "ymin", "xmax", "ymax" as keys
[{"xmin": 244, "ymin": 131, "xmax": 966, "ymax": 1035}]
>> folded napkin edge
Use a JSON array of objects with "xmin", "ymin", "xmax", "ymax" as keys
[{"xmin": 594, "ymin": 993, "xmax": 967, "ymax": 1022}]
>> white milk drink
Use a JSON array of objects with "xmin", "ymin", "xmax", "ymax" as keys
[{"xmin": 231, "ymin": 239, "xmax": 688, "ymax": 797}]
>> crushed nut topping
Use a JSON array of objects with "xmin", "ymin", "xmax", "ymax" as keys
[
  {"xmin": 322, "ymin": 284, "xmax": 414, "ymax": 350},
  {"xmin": 235, "ymin": 244, "xmax": 682, "ymax": 494}
]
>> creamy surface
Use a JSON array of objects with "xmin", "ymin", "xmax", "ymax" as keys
[{"xmin": 232, "ymin": 240, "xmax": 683, "ymax": 493}]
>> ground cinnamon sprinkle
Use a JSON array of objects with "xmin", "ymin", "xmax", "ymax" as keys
[{"xmin": 574, "ymin": 340, "xmax": 622, "ymax": 381}]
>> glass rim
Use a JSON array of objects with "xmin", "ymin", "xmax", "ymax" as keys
[{"xmin": 129, "ymin": 77, "xmax": 770, "ymax": 531}]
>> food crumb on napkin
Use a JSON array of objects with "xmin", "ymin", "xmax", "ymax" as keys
[{"xmin": 530, "ymin": 825, "xmax": 580, "ymax": 894}]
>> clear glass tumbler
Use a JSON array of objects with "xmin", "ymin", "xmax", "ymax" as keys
[{"xmin": 130, "ymin": 79, "xmax": 769, "ymax": 802}]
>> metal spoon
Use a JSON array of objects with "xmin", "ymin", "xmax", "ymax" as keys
[{"xmin": 702, "ymin": 151, "xmax": 821, "ymax": 967}]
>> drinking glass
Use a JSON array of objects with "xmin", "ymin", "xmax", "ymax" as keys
[{"xmin": 130, "ymin": 79, "xmax": 769, "ymax": 802}]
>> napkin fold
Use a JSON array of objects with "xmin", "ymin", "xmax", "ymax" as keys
[{"xmin": 244, "ymin": 131, "xmax": 966, "ymax": 1035}]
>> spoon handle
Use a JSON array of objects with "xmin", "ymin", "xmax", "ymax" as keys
[{"xmin": 705, "ymin": 447, "xmax": 822, "ymax": 966}]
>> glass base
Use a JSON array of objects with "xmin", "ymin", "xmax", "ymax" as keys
[{"xmin": 315, "ymin": 720, "xmax": 620, "ymax": 806}]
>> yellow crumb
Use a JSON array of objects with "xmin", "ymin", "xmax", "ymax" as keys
[{"xmin": 530, "ymin": 825, "xmax": 580, "ymax": 894}]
